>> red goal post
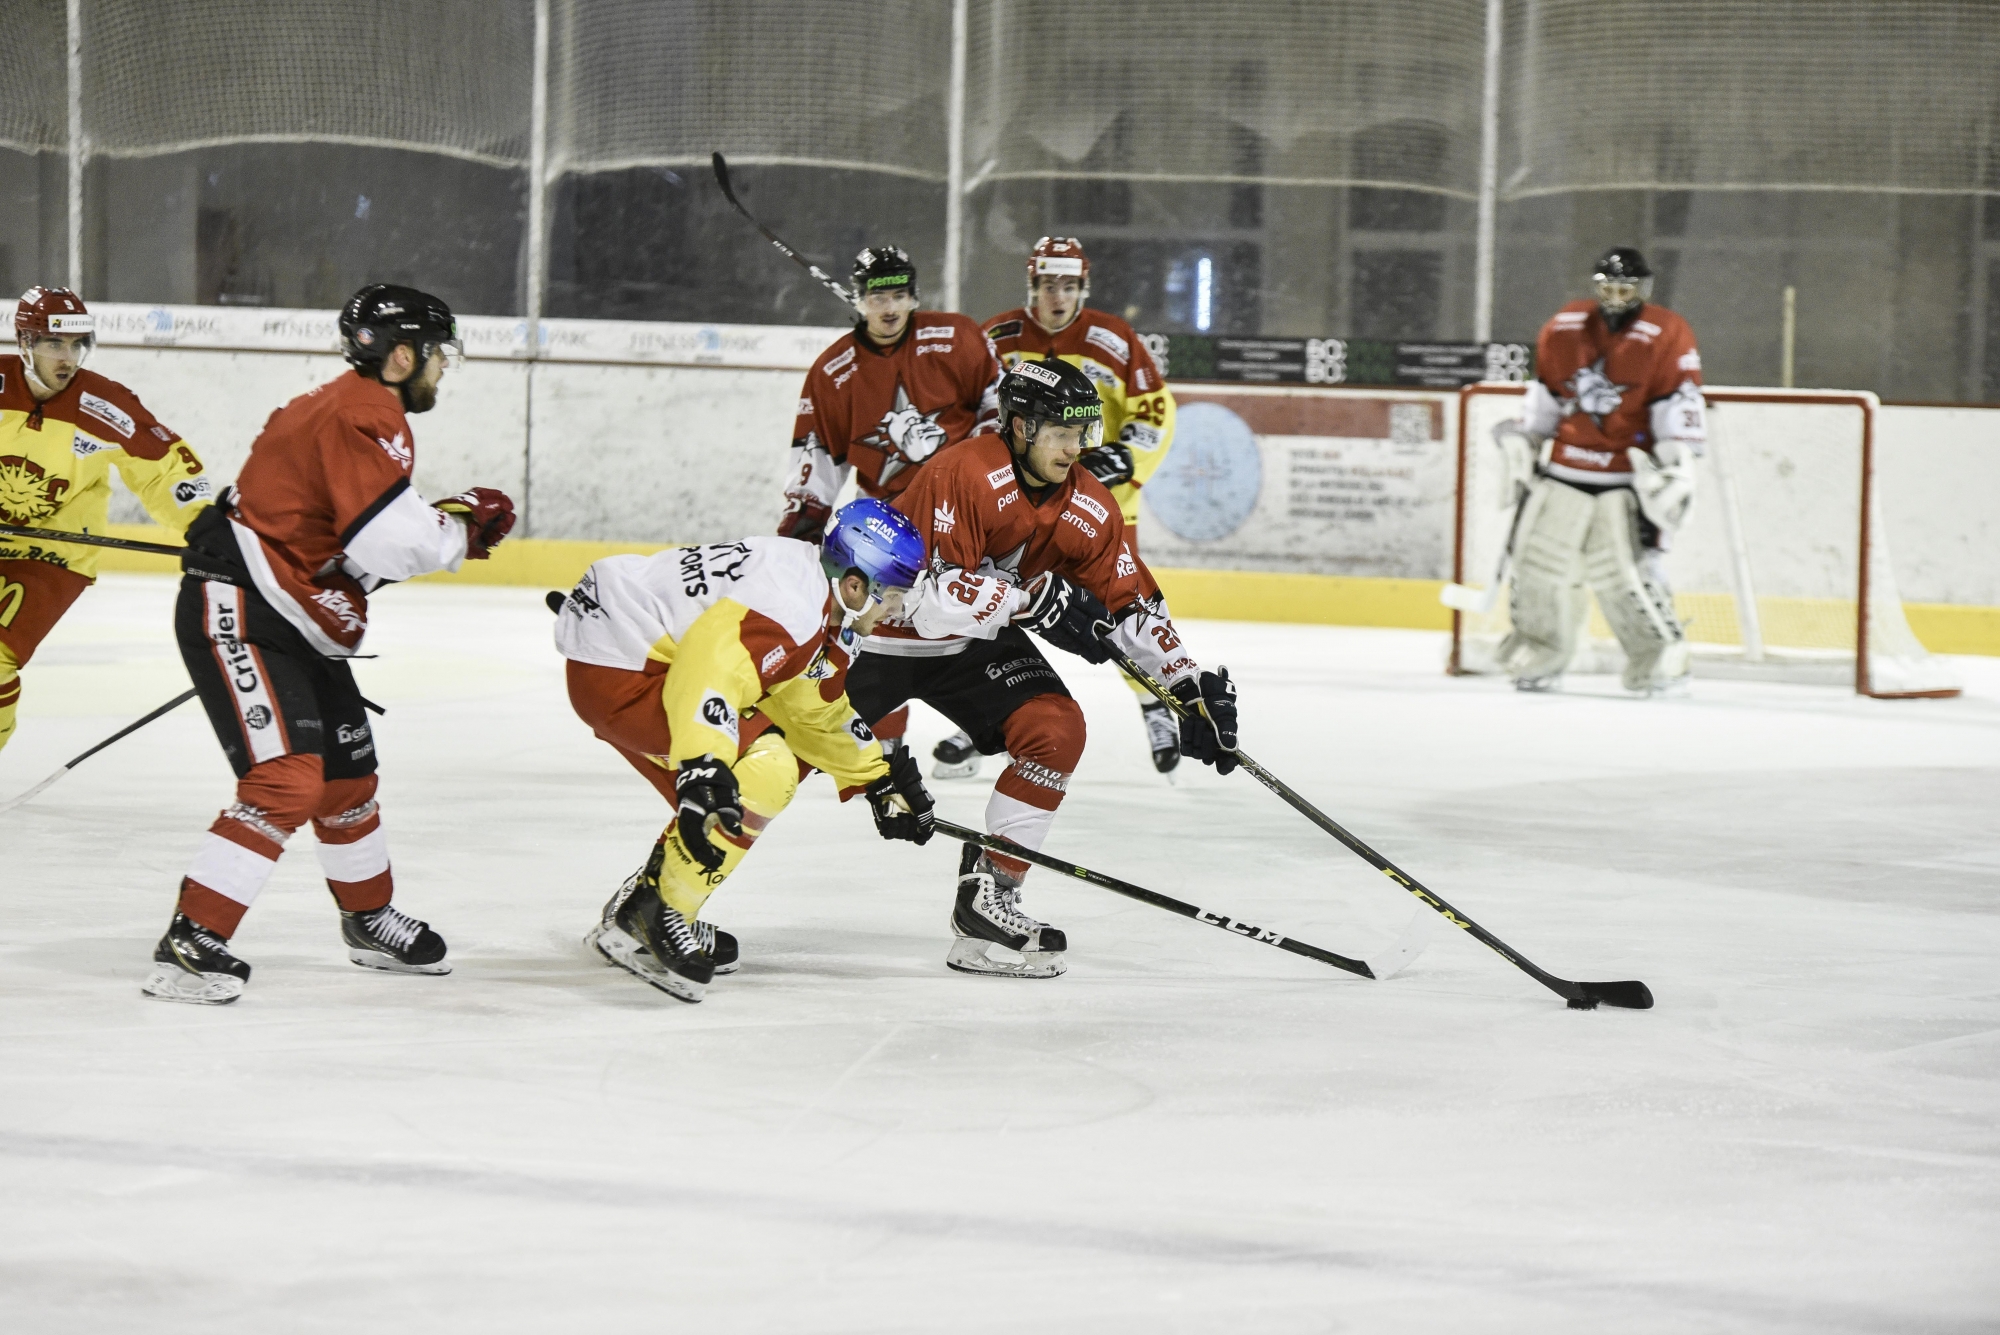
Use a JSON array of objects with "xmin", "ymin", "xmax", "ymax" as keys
[{"xmin": 1449, "ymin": 384, "xmax": 1958, "ymax": 699}]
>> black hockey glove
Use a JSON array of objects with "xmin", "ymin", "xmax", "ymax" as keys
[
  {"xmin": 1078, "ymin": 441, "xmax": 1135, "ymax": 489},
  {"xmin": 778, "ymin": 498, "xmax": 831, "ymax": 545},
  {"xmin": 1169, "ymin": 668, "xmax": 1239, "ymax": 775},
  {"xmin": 865, "ymin": 745, "xmax": 935, "ymax": 845},
  {"xmin": 1017, "ymin": 572, "xmax": 1112, "ymax": 664},
  {"xmin": 675, "ymin": 755, "xmax": 744, "ymax": 872}
]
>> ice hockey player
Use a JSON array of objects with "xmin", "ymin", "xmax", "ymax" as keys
[
  {"xmin": 0, "ymin": 287, "xmax": 213, "ymax": 757},
  {"xmin": 846, "ymin": 357, "xmax": 1239, "ymax": 980},
  {"xmin": 778, "ymin": 243, "xmax": 1003, "ymax": 757},
  {"xmin": 931, "ymin": 236, "xmax": 1181, "ymax": 780},
  {"xmin": 1497, "ymin": 246, "xmax": 1705, "ymax": 694},
  {"xmin": 144, "ymin": 284, "xmax": 517, "ymax": 1004},
  {"xmin": 560, "ymin": 499, "xmax": 937, "ymax": 1003}
]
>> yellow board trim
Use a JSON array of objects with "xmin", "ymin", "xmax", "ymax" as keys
[{"xmin": 87, "ymin": 526, "xmax": 2000, "ymax": 657}]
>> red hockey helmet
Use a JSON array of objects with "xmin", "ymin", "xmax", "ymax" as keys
[
  {"xmin": 1026, "ymin": 237, "xmax": 1090, "ymax": 300},
  {"xmin": 15, "ymin": 286, "xmax": 95, "ymax": 344}
]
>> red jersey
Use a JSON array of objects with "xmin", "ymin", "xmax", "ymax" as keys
[
  {"xmin": 1525, "ymin": 300, "xmax": 1706, "ymax": 484},
  {"xmin": 222, "ymin": 371, "xmax": 468, "ymax": 655},
  {"xmin": 780, "ymin": 313, "xmax": 1002, "ymax": 537},
  {"xmin": 865, "ymin": 433, "xmax": 1198, "ymax": 691}
]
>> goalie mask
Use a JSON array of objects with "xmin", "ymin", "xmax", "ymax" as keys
[{"xmin": 1591, "ymin": 246, "xmax": 1654, "ymax": 320}]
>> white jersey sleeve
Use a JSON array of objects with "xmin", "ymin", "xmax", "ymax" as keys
[
  {"xmin": 553, "ymin": 537, "xmax": 830, "ymax": 670},
  {"xmin": 1520, "ymin": 380, "xmax": 1563, "ymax": 439},
  {"xmin": 340, "ymin": 480, "xmax": 468, "ymax": 588},
  {"xmin": 1649, "ymin": 379, "xmax": 1708, "ymax": 455},
  {"xmin": 1103, "ymin": 593, "xmax": 1199, "ymax": 692}
]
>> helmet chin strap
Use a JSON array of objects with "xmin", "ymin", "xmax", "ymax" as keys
[{"xmin": 18, "ymin": 336, "xmax": 70, "ymax": 399}]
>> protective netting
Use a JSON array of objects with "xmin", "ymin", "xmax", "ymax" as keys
[
  {"xmin": 1503, "ymin": 0, "xmax": 2000, "ymax": 198},
  {"xmin": 1452, "ymin": 387, "xmax": 1959, "ymax": 696},
  {"xmin": 0, "ymin": 0, "xmax": 65, "ymax": 154},
  {"xmin": 79, "ymin": 0, "xmax": 532, "ymax": 165},
  {"xmin": 965, "ymin": 0, "xmax": 1487, "ymax": 195},
  {"xmin": 550, "ymin": 0, "xmax": 952, "ymax": 179}
]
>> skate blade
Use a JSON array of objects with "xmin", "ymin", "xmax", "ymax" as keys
[
  {"xmin": 346, "ymin": 948, "xmax": 451, "ymax": 976},
  {"xmin": 945, "ymin": 936, "xmax": 1067, "ymax": 979},
  {"xmin": 587, "ymin": 921, "xmax": 737, "ymax": 974},
  {"xmin": 931, "ymin": 756, "xmax": 982, "ymax": 781},
  {"xmin": 592, "ymin": 923, "xmax": 705, "ymax": 1003},
  {"xmin": 142, "ymin": 966, "xmax": 244, "ymax": 1005}
]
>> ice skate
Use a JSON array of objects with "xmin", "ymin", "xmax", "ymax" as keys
[
  {"xmin": 342, "ymin": 903, "xmax": 451, "ymax": 975},
  {"xmin": 143, "ymin": 913, "xmax": 251, "ymax": 1004},
  {"xmin": 1140, "ymin": 699, "xmax": 1180, "ymax": 774},
  {"xmin": 931, "ymin": 728, "xmax": 982, "ymax": 781},
  {"xmin": 591, "ymin": 864, "xmax": 715, "ymax": 1003},
  {"xmin": 946, "ymin": 850, "xmax": 1067, "ymax": 979},
  {"xmin": 586, "ymin": 862, "xmax": 739, "ymax": 975},
  {"xmin": 1512, "ymin": 673, "xmax": 1563, "ymax": 693}
]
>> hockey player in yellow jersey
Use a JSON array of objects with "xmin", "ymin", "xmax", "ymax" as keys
[
  {"xmin": 0, "ymin": 287, "xmax": 212, "ymax": 755},
  {"xmin": 939, "ymin": 237, "xmax": 1183, "ymax": 775},
  {"xmin": 558, "ymin": 499, "xmax": 936, "ymax": 1003}
]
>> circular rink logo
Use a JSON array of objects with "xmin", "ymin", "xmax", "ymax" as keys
[{"xmin": 1140, "ymin": 403, "xmax": 1261, "ymax": 541}]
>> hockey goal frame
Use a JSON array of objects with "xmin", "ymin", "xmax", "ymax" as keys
[{"xmin": 1447, "ymin": 383, "xmax": 1957, "ymax": 699}]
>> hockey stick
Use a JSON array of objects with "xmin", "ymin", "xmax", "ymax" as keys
[
  {"xmin": 935, "ymin": 818, "xmax": 1393, "ymax": 979},
  {"xmin": 1439, "ymin": 487, "xmax": 1528, "ymax": 614},
  {"xmin": 710, "ymin": 152, "xmax": 858, "ymax": 314},
  {"xmin": 0, "ymin": 523, "xmax": 185, "ymax": 557},
  {"xmin": 0, "ymin": 686, "xmax": 198, "ymax": 815},
  {"xmin": 1095, "ymin": 637, "xmax": 1653, "ymax": 1009}
]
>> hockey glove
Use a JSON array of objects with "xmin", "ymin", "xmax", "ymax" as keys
[
  {"xmin": 435, "ymin": 487, "xmax": 516, "ymax": 559},
  {"xmin": 1628, "ymin": 443, "xmax": 1696, "ymax": 534},
  {"xmin": 865, "ymin": 744, "xmax": 935, "ymax": 845},
  {"xmin": 1079, "ymin": 441, "xmax": 1135, "ymax": 489},
  {"xmin": 674, "ymin": 755, "xmax": 744, "ymax": 873},
  {"xmin": 1016, "ymin": 571, "xmax": 1112, "ymax": 664},
  {"xmin": 1170, "ymin": 667, "xmax": 1240, "ymax": 775},
  {"xmin": 778, "ymin": 497, "xmax": 832, "ymax": 544}
]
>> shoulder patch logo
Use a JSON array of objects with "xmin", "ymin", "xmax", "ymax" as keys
[
  {"xmin": 933, "ymin": 500, "xmax": 957, "ymax": 533},
  {"xmin": 377, "ymin": 432, "xmax": 412, "ymax": 467},
  {"xmin": 1084, "ymin": 323, "xmax": 1130, "ymax": 364},
  {"xmin": 796, "ymin": 397, "xmax": 813, "ymax": 417},
  {"xmin": 846, "ymin": 716, "xmax": 875, "ymax": 748},
  {"xmin": 1678, "ymin": 349, "xmax": 1702, "ymax": 372},
  {"xmin": 759, "ymin": 643, "xmax": 788, "ymax": 675},
  {"xmin": 79, "ymin": 392, "xmax": 135, "ymax": 438},
  {"xmin": 173, "ymin": 477, "xmax": 214, "ymax": 506},
  {"xmin": 915, "ymin": 326, "xmax": 954, "ymax": 340},
  {"xmin": 697, "ymin": 691, "xmax": 740, "ymax": 743},
  {"xmin": 71, "ymin": 432, "xmax": 116, "ymax": 458},
  {"xmin": 1552, "ymin": 310, "xmax": 1590, "ymax": 329},
  {"xmin": 823, "ymin": 346, "xmax": 856, "ymax": 376},
  {"xmin": 987, "ymin": 319, "xmax": 1023, "ymax": 341},
  {"xmin": 986, "ymin": 465, "xmax": 1015, "ymax": 490},
  {"xmin": 1116, "ymin": 543, "xmax": 1137, "ymax": 578},
  {"xmin": 1069, "ymin": 491, "xmax": 1108, "ymax": 523}
]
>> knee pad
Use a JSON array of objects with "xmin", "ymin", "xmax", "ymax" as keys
[
  {"xmin": 732, "ymin": 731, "xmax": 800, "ymax": 833},
  {"xmin": 1581, "ymin": 489, "xmax": 1687, "ymax": 688},
  {"xmin": 1002, "ymin": 694, "xmax": 1085, "ymax": 774},
  {"xmin": 226, "ymin": 752, "xmax": 326, "ymax": 847},
  {"xmin": 315, "ymin": 773, "xmax": 380, "ymax": 834}
]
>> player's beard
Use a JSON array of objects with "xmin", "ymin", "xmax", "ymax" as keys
[{"xmin": 399, "ymin": 379, "xmax": 439, "ymax": 414}]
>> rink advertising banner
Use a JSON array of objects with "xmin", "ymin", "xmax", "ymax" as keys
[
  {"xmin": 1154, "ymin": 336, "xmax": 1533, "ymax": 388},
  {"xmin": 1138, "ymin": 389, "xmax": 1457, "ymax": 580}
]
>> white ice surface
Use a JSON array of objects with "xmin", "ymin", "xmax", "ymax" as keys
[{"xmin": 4, "ymin": 574, "xmax": 1998, "ymax": 1333}]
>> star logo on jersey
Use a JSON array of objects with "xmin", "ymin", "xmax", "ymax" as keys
[
  {"xmin": 0, "ymin": 455, "xmax": 72, "ymax": 524},
  {"xmin": 376, "ymin": 431, "xmax": 412, "ymax": 467},
  {"xmin": 863, "ymin": 382, "xmax": 947, "ymax": 486},
  {"xmin": 1564, "ymin": 359, "xmax": 1629, "ymax": 427}
]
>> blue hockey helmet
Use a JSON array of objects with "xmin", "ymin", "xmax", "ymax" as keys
[{"xmin": 820, "ymin": 497, "xmax": 925, "ymax": 597}]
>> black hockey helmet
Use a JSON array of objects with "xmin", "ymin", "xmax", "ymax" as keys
[
  {"xmin": 1591, "ymin": 246, "xmax": 1654, "ymax": 315},
  {"xmin": 997, "ymin": 356, "xmax": 1103, "ymax": 456},
  {"xmin": 852, "ymin": 244, "xmax": 918, "ymax": 304},
  {"xmin": 339, "ymin": 283, "xmax": 461, "ymax": 375}
]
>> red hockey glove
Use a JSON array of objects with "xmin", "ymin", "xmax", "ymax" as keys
[
  {"xmin": 435, "ymin": 487, "xmax": 516, "ymax": 559},
  {"xmin": 1169, "ymin": 668, "xmax": 1239, "ymax": 775},
  {"xmin": 778, "ymin": 498, "xmax": 832, "ymax": 544}
]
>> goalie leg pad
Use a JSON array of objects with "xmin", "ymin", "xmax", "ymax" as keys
[
  {"xmin": 1581, "ymin": 489, "xmax": 1689, "ymax": 692},
  {"xmin": 1499, "ymin": 478, "xmax": 1595, "ymax": 686}
]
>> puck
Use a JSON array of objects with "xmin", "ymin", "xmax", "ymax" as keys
[{"xmin": 1566, "ymin": 997, "xmax": 1599, "ymax": 1010}]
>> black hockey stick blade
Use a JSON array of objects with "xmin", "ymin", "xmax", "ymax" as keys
[
  {"xmin": 935, "ymin": 818, "xmax": 1375, "ymax": 979},
  {"xmin": 1567, "ymin": 980, "xmax": 1654, "ymax": 1011},
  {"xmin": 710, "ymin": 152, "xmax": 857, "ymax": 314},
  {"xmin": 0, "ymin": 522, "xmax": 184, "ymax": 557}
]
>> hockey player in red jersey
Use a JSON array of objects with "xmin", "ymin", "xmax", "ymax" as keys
[
  {"xmin": 845, "ymin": 358, "xmax": 1240, "ymax": 979},
  {"xmin": 0, "ymin": 287, "xmax": 213, "ymax": 757},
  {"xmin": 1497, "ymin": 246, "xmax": 1707, "ymax": 694},
  {"xmin": 145, "ymin": 285, "xmax": 517, "ymax": 1004},
  {"xmin": 778, "ymin": 244, "xmax": 1002, "ymax": 541},
  {"xmin": 560, "ymin": 499, "xmax": 936, "ymax": 1003},
  {"xmin": 931, "ymin": 236, "xmax": 1183, "ymax": 781}
]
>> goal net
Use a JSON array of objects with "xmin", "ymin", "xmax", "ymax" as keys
[{"xmin": 1449, "ymin": 385, "xmax": 1959, "ymax": 699}]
